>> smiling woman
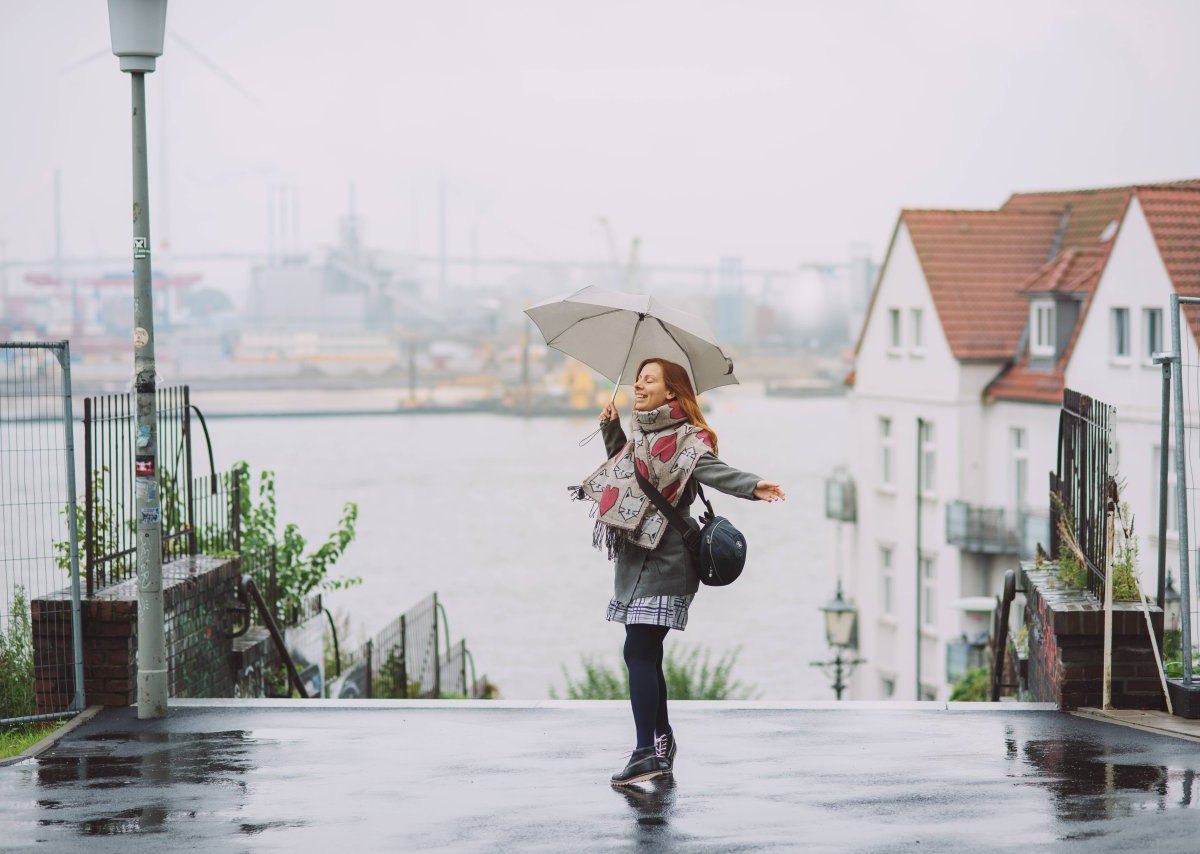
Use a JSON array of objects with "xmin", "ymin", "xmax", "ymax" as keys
[{"xmin": 580, "ymin": 356, "xmax": 785, "ymax": 786}]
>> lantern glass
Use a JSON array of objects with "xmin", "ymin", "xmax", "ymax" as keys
[{"xmin": 821, "ymin": 584, "xmax": 858, "ymax": 649}]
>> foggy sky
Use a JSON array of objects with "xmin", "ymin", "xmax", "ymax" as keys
[{"xmin": 2, "ymin": 0, "xmax": 1199, "ymax": 276}]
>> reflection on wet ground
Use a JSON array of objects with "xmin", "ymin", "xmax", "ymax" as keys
[{"xmin": 4, "ymin": 703, "xmax": 1200, "ymax": 851}]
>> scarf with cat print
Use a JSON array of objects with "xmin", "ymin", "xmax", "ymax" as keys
[{"xmin": 579, "ymin": 400, "xmax": 714, "ymax": 558}]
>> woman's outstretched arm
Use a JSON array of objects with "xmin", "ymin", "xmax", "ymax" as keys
[{"xmin": 692, "ymin": 455, "xmax": 784, "ymax": 501}]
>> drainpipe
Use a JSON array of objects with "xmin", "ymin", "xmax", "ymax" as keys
[{"xmin": 916, "ymin": 416, "xmax": 924, "ymax": 700}]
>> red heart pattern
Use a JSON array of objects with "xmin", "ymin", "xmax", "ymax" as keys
[
  {"xmin": 651, "ymin": 434, "xmax": 677, "ymax": 462},
  {"xmin": 599, "ymin": 485, "xmax": 619, "ymax": 516},
  {"xmin": 636, "ymin": 459, "xmax": 649, "ymax": 480},
  {"xmin": 661, "ymin": 479, "xmax": 681, "ymax": 502},
  {"xmin": 668, "ymin": 400, "xmax": 685, "ymax": 419}
]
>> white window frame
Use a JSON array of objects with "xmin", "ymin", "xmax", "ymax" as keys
[
  {"xmin": 1011, "ymin": 427, "xmax": 1028, "ymax": 512},
  {"xmin": 919, "ymin": 420, "xmax": 936, "ymax": 495},
  {"xmin": 1111, "ymin": 306, "xmax": 1131, "ymax": 361},
  {"xmin": 1144, "ymin": 307, "xmax": 1164, "ymax": 363},
  {"xmin": 920, "ymin": 554, "xmax": 936, "ymax": 629},
  {"xmin": 910, "ymin": 308, "xmax": 924, "ymax": 355},
  {"xmin": 881, "ymin": 545, "xmax": 895, "ymax": 616},
  {"xmin": 879, "ymin": 417, "xmax": 894, "ymax": 488},
  {"xmin": 888, "ymin": 308, "xmax": 902, "ymax": 353},
  {"xmin": 1030, "ymin": 299, "xmax": 1056, "ymax": 358}
]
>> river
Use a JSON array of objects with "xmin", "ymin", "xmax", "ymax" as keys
[{"xmin": 200, "ymin": 387, "xmax": 849, "ymax": 700}]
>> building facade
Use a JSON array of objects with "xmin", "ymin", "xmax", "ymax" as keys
[{"xmin": 833, "ymin": 181, "xmax": 1200, "ymax": 700}]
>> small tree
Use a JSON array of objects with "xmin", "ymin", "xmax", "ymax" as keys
[{"xmin": 231, "ymin": 462, "xmax": 362, "ymax": 619}]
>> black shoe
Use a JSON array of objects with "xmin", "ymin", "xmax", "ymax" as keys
[
  {"xmin": 611, "ymin": 746, "xmax": 670, "ymax": 786},
  {"xmin": 654, "ymin": 730, "xmax": 677, "ymax": 770}
]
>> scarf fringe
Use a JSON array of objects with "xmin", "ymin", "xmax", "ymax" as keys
[{"xmin": 592, "ymin": 519, "xmax": 630, "ymax": 560}]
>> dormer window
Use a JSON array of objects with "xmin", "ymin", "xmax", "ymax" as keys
[{"xmin": 1030, "ymin": 299, "xmax": 1056, "ymax": 358}]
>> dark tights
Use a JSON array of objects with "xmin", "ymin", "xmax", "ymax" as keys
[{"xmin": 623, "ymin": 624, "xmax": 671, "ymax": 749}]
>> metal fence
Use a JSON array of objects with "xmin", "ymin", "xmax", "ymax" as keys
[
  {"xmin": 327, "ymin": 593, "xmax": 481, "ymax": 700},
  {"xmin": 0, "ymin": 342, "xmax": 84, "ymax": 725},
  {"xmin": 1169, "ymin": 295, "xmax": 1200, "ymax": 684},
  {"xmin": 1050, "ymin": 388, "xmax": 1115, "ymax": 600}
]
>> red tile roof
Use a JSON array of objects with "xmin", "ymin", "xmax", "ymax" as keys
[
  {"xmin": 852, "ymin": 180, "xmax": 1200, "ymax": 398},
  {"xmin": 900, "ymin": 208, "xmax": 1062, "ymax": 360},
  {"xmin": 1140, "ymin": 188, "xmax": 1200, "ymax": 339}
]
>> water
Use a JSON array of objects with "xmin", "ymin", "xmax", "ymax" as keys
[{"xmin": 190, "ymin": 390, "xmax": 848, "ymax": 699}]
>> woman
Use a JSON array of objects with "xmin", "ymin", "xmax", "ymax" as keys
[{"xmin": 579, "ymin": 357, "xmax": 785, "ymax": 786}]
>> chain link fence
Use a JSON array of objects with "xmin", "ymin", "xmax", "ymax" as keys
[{"xmin": 1, "ymin": 342, "xmax": 84, "ymax": 725}]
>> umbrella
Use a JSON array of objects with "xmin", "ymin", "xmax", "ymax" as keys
[{"xmin": 523, "ymin": 285, "xmax": 738, "ymax": 396}]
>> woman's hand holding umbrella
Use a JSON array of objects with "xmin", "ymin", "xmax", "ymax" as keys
[{"xmin": 599, "ymin": 401, "xmax": 619, "ymax": 424}]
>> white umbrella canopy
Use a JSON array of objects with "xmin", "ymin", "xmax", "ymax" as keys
[{"xmin": 524, "ymin": 286, "xmax": 739, "ymax": 395}]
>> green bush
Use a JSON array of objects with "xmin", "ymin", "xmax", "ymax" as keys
[
  {"xmin": 552, "ymin": 644, "xmax": 755, "ymax": 700},
  {"xmin": 949, "ymin": 665, "xmax": 990, "ymax": 702},
  {"xmin": 0, "ymin": 587, "xmax": 35, "ymax": 720}
]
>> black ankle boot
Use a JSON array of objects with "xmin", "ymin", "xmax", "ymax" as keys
[
  {"xmin": 654, "ymin": 729, "xmax": 677, "ymax": 770},
  {"xmin": 611, "ymin": 746, "xmax": 670, "ymax": 786}
]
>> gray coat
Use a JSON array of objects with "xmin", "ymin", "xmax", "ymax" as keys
[{"xmin": 602, "ymin": 419, "xmax": 761, "ymax": 602}]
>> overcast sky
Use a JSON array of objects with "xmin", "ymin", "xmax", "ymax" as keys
[{"xmin": 2, "ymin": 0, "xmax": 1199, "ymax": 274}]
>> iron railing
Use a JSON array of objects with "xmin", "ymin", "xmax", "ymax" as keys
[
  {"xmin": 81, "ymin": 386, "xmax": 225, "ymax": 594},
  {"xmin": 1049, "ymin": 388, "xmax": 1115, "ymax": 600},
  {"xmin": 328, "ymin": 593, "xmax": 481, "ymax": 700}
]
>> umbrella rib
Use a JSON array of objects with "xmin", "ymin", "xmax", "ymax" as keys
[
  {"xmin": 544, "ymin": 307, "xmax": 627, "ymax": 347},
  {"xmin": 654, "ymin": 317, "xmax": 690, "ymax": 361}
]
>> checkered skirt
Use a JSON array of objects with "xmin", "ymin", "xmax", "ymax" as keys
[{"xmin": 606, "ymin": 594, "xmax": 695, "ymax": 631}]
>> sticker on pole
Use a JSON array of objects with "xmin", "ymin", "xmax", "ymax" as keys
[
  {"xmin": 134, "ymin": 327, "xmax": 149, "ymax": 348},
  {"xmin": 134, "ymin": 237, "xmax": 149, "ymax": 259},
  {"xmin": 135, "ymin": 455, "xmax": 155, "ymax": 477},
  {"xmin": 140, "ymin": 507, "xmax": 161, "ymax": 525}
]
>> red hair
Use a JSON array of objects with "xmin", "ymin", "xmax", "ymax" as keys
[{"xmin": 636, "ymin": 357, "xmax": 719, "ymax": 456}]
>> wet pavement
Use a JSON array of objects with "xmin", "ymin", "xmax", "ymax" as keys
[{"xmin": 4, "ymin": 700, "xmax": 1200, "ymax": 852}]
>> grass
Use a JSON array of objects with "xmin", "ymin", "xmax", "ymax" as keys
[{"xmin": 0, "ymin": 721, "xmax": 63, "ymax": 760}]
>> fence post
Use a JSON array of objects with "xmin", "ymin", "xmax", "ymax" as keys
[
  {"xmin": 269, "ymin": 544, "xmax": 278, "ymax": 622},
  {"xmin": 1157, "ymin": 356, "xmax": 1172, "ymax": 608},
  {"xmin": 1171, "ymin": 293, "xmax": 1194, "ymax": 684},
  {"xmin": 436, "ymin": 594, "xmax": 446, "ymax": 700},
  {"xmin": 84, "ymin": 396, "xmax": 94, "ymax": 598},
  {"xmin": 184, "ymin": 386, "xmax": 196, "ymax": 556},
  {"xmin": 231, "ymin": 468, "xmax": 242, "ymax": 554},
  {"xmin": 365, "ymin": 639, "xmax": 373, "ymax": 700},
  {"xmin": 400, "ymin": 614, "xmax": 408, "ymax": 699},
  {"xmin": 55, "ymin": 343, "xmax": 86, "ymax": 712},
  {"xmin": 460, "ymin": 641, "xmax": 467, "ymax": 697}
]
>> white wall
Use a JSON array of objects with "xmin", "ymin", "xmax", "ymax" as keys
[
  {"xmin": 1065, "ymin": 196, "xmax": 1195, "ymax": 594},
  {"xmin": 845, "ymin": 224, "xmax": 1007, "ymax": 700}
]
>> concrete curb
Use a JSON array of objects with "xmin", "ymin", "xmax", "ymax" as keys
[
  {"xmin": 1072, "ymin": 707, "xmax": 1200, "ymax": 745},
  {"xmin": 0, "ymin": 706, "xmax": 104, "ymax": 767},
  {"xmin": 166, "ymin": 698, "xmax": 1061, "ymax": 712}
]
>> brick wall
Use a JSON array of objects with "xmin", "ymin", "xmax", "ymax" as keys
[
  {"xmin": 32, "ymin": 555, "xmax": 246, "ymax": 711},
  {"xmin": 1023, "ymin": 563, "xmax": 1166, "ymax": 710}
]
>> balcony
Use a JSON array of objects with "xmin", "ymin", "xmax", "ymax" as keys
[
  {"xmin": 824, "ymin": 470, "xmax": 856, "ymax": 522},
  {"xmin": 945, "ymin": 501, "xmax": 1049, "ymax": 560}
]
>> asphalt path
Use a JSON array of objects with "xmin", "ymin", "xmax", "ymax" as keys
[{"xmin": 3, "ymin": 700, "xmax": 1200, "ymax": 852}]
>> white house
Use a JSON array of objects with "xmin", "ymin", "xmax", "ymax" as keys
[{"xmin": 833, "ymin": 181, "xmax": 1200, "ymax": 701}]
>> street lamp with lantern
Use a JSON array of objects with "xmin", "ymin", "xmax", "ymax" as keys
[
  {"xmin": 810, "ymin": 580, "xmax": 866, "ymax": 700},
  {"xmin": 107, "ymin": 0, "xmax": 168, "ymax": 720}
]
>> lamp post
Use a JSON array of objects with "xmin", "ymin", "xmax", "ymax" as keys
[
  {"xmin": 107, "ymin": 0, "xmax": 169, "ymax": 720},
  {"xmin": 810, "ymin": 581, "xmax": 866, "ymax": 700}
]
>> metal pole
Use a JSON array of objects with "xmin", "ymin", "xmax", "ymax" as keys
[
  {"xmin": 1157, "ymin": 355, "xmax": 1173, "ymax": 608},
  {"xmin": 130, "ymin": 71, "xmax": 166, "ymax": 719},
  {"xmin": 1171, "ymin": 293, "xmax": 1193, "ymax": 684},
  {"xmin": 56, "ymin": 342, "xmax": 86, "ymax": 712},
  {"xmin": 433, "ymin": 593, "xmax": 441, "ymax": 699},
  {"xmin": 833, "ymin": 652, "xmax": 845, "ymax": 701},
  {"xmin": 915, "ymin": 417, "xmax": 924, "ymax": 700}
]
